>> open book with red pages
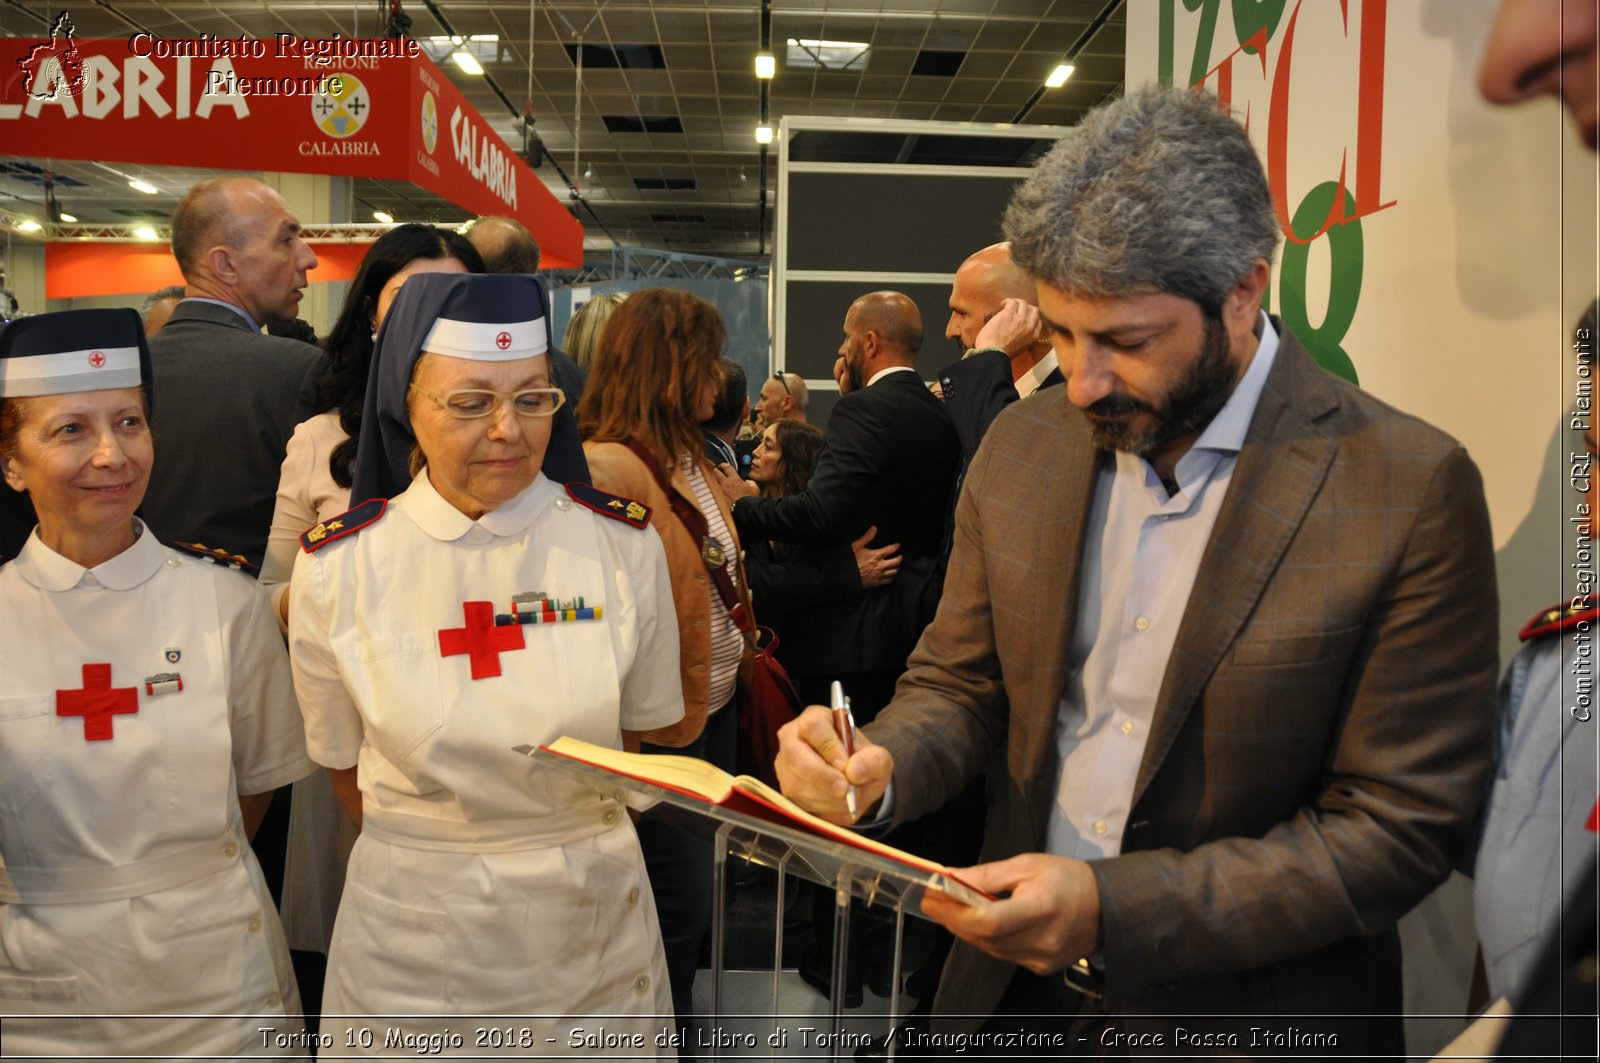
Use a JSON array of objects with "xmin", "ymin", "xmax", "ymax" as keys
[{"xmin": 536, "ymin": 736, "xmax": 994, "ymax": 908}]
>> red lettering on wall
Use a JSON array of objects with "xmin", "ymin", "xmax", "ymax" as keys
[{"xmin": 1270, "ymin": 0, "xmax": 1395, "ymax": 245}]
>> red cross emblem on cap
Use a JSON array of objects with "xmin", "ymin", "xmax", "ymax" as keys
[
  {"xmin": 57, "ymin": 663, "xmax": 139, "ymax": 740},
  {"xmin": 438, "ymin": 601, "xmax": 525, "ymax": 679},
  {"xmin": 88, "ymin": 351, "xmax": 106, "ymax": 368},
  {"xmin": 495, "ymin": 331, "xmax": 512, "ymax": 350}
]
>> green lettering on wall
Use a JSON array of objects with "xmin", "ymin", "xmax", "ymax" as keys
[
  {"xmin": 1232, "ymin": 0, "xmax": 1288, "ymax": 54},
  {"xmin": 1279, "ymin": 180, "xmax": 1361, "ymax": 383},
  {"xmin": 1184, "ymin": 0, "xmax": 1224, "ymax": 88},
  {"xmin": 1159, "ymin": 0, "xmax": 1177, "ymax": 87}
]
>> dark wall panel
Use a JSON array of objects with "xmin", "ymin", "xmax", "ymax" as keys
[
  {"xmin": 782, "ymin": 280, "xmax": 959, "ymax": 382},
  {"xmin": 785, "ymin": 172, "xmax": 1024, "ymax": 273}
]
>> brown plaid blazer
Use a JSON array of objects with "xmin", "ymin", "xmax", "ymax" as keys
[{"xmin": 868, "ymin": 322, "xmax": 1499, "ymax": 1048}]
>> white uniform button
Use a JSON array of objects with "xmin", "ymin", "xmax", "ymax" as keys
[
  {"xmin": 1093, "ymin": 820, "xmax": 1108, "ymax": 836},
  {"xmin": 611, "ymin": 788, "xmax": 626, "ymax": 804},
  {"xmin": 266, "ymin": 991, "xmax": 282, "ymax": 1008},
  {"xmin": 247, "ymin": 916, "xmax": 262, "ymax": 934},
  {"xmin": 1120, "ymin": 720, "xmax": 1135, "ymax": 736},
  {"xmin": 633, "ymin": 975, "xmax": 650, "ymax": 993},
  {"xmin": 602, "ymin": 808, "xmax": 620, "ymax": 826},
  {"xmin": 465, "ymin": 525, "xmax": 491, "ymax": 545},
  {"xmin": 554, "ymin": 496, "xmax": 572, "ymax": 511},
  {"xmin": 223, "ymin": 841, "xmax": 239, "ymax": 858},
  {"xmin": 627, "ymin": 886, "xmax": 640, "ymax": 908},
  {"xmin": 1134, "ymin": 616, "xmax": 1150, "ymax": 631},
  {"xmin": 165, "ymin": 556, "xmax": 181, "ymax": 568}
]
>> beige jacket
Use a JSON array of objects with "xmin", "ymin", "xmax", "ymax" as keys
[{"xmin": 583, "ymin": 441, "xmax": 754, "ymax": 747}]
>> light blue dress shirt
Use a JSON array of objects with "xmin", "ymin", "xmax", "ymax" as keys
[
  {"xmin": 1474, "ymin": 631, "xmax": 1600, "ymax": 1001},
  {"xmin": 1044, "ymin": 315, "xmax": 1280, "ymax": 861}
]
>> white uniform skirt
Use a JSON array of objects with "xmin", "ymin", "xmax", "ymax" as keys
[{"xmin": 324, "ymin": 813, "xmax": 675, "ymax": 1058}]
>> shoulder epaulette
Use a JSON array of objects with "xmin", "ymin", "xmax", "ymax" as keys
[
  {"xmin": 566, "ymin": 482, "xmax": 650, "ymax": 529},
  {"xmin": 1521, "ymin": 593, "xmax": 1598, "ymax": 642},
  {"xmin": 173, "ymin": 541, "xmax": 258, "ymax": 574},
  {"xmin": 300, "ymin": 498, "xmax": 387, "ymax": 553}
]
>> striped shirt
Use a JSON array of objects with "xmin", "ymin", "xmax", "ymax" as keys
[{"xmin": 681, "ymin": 456, "xmax": 744, "ymax": 714}]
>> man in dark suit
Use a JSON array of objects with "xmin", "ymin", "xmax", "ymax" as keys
[
  {"xmin": 777, "ymin": 88, "xmax": 1498, "ymax": 1054},
  {"xmin": 936, "ymin": 242, "xmax": 1064, "ymax": 469},
  {"xmin": 141, "ymin": 177, "xmax": 322, "ymax": 568},
  {"xmin": 722, "ymin": 290, "xmax": 960, "ymax": 718}
]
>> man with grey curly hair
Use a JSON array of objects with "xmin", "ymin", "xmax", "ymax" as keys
[{"xmin": 774, "ymin": 86, "xmax": 1497, "ymax": 1053}]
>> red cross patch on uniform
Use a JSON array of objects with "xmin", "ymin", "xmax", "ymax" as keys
[
  {"xmin": 57, "ymin": 663, "xmax": 139, "ymax": 740},
  {"xmin": 439, "ymin": 601, "xmax": 526, "ymax": 679}
]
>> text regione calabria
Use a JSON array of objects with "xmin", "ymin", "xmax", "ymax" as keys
[{"xmin": 0, "ymin": 54, "xmax": 520, "ymax": 212}]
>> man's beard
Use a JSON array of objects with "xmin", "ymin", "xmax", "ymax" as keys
[
  {"xmin": 1082, "ymin": 315, "xmax": 1236, "ymax": 456},
  {"xmin": 844, "ymin": 353, "xmax": 868, "ymax": 393}
]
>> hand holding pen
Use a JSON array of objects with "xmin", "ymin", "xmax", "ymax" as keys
[
  {"xmin": 830, "ymin": 681, "xmax": 859, "ymax": 818},
  {"xmin": 771, "ymin": 701, "xmax": 893, "ymax": 826}
]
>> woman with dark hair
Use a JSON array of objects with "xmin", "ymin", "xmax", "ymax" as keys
[
  {"xmin": 749, "ymin": 417, "xmax": 825, "ymax": 500},
  {"xmin": 578, "ymin": 288, "xmax": 753, "ymax": 1036},
  {"xmin": 259, "ymin": 223, "xmax": 484, "ymax": 626},
  {"xmin": 741, "ymin": 418, "xmax": 898, "ymax": 686}
]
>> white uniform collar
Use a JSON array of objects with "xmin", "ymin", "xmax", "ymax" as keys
[
  {"xmin": 401, "ymin": 468, "xmax": 559, "ymax": 542},
  {"xmin": 11, "ymin": 519, "xmax": 166, "ymax": 592}
]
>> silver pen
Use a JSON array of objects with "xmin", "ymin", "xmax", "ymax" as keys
[{"xmin": 830, "ymin": 680, "xmax": 858, "ymax": 817}]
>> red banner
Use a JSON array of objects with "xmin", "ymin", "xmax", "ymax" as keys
[{"xmin": 0, "ymin": 34, "xmax": 582, "ymax": 268}]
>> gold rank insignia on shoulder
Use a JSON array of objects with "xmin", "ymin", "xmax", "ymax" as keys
[
  {"xmin": 1521, "ymin": 592, "xmax": 1598, "ymax": 642},
  {"xmin": 300, "ymin": 498, "xmax": 389, "ymax": 553},
  {"xmin": 173, "ymin": 541, "xmax": 258, "ymax": 574},
  {"xmin": 565, "ymin": 482, "xmax": 651, "ymax": 529}
]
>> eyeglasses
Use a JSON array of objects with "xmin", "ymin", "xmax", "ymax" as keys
[
  {"xmin": 771, "ymin": 371, "xmax": 791, "ymax": 395},
  {"xmin": 410, "ymin": 385, "xmax": 567, "ymax": 420}
]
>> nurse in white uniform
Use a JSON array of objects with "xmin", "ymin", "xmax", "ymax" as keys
[
  {"xmin": 288, "ymin": 273, "xmax": 682, "ymax": 1054},
  {"xmin": 0, "ymin": 308, "xmax": 314, "ymax": 1056}
]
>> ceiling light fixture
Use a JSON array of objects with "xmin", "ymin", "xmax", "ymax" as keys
[
  {"xmin": 16, "ymin": 219, "xmax": 42, "ymax": 232},
  {"xmin": 739, "ymin": 169, "xmax": 748, "ymax": 184},
  {"xmin": 452, "ymin": 50, "xmax": 485, "ymax": 76},
  {"xmin": 134, "ymin": 225, "xmax": 160, "ymax": 241},
  {"xmin": 129, "ymin": 178, "xmax": 159, "ymax": 195},
  {"xmin": 1045, "ymin": 63, "xmax": 1075, "ymax": 88},
  {"xmin": 584, "ymin": 165, "xmax": 595, "ymax": 179},
  {"xmin": 755, "ymin": 124, "xmax": 772, "ymax": 145},
  {"xmin": 59, "ymin": 213, "xmax": 77, "ymax": 223},
  {"xmin": 755, "ymin": 51, "xmax": 775, "ymax": 79},
  {"xmin": 373, "ymin": 210, "xmax": 395, "ymax": 224}
]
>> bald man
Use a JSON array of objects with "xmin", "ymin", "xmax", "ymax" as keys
[
  {"xmin": 721, "ymin": 290, "xmax": 959, "ymax": 719},
  {"xmin": 936, "ymin": 243, "xmax": 1064, "ymax": 469},
  {"xmin": 141, "ymin": 177, "xmax": 323, "ymax": 568}
]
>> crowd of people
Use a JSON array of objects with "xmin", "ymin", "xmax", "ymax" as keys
[{"xmin": 0, "ymin": 3, "xmax": 1592, "ymax": 1057}]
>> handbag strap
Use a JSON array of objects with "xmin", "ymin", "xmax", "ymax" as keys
[{"xmin": 620, "ymin": 440, "xmax": 753, "ymax": 637}]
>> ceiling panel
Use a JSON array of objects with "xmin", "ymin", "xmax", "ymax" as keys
[{"xmin": 0, "ymin": 0, "xmax": 1127, "ymax": 261}]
